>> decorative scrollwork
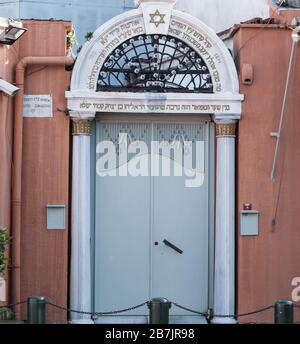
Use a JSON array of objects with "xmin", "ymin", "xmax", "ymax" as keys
[{"xmin": 97, "ymin": 34, "xmax": 213, "ymax": 93}]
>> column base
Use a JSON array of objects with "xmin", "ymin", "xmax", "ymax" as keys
[
  {"xmin": 69, "ymin": 319, "xmax": 95, "ymax": 324},
  {"xmin": 211, "ymin": 317, "xmax": 237, "ymax": 324}
]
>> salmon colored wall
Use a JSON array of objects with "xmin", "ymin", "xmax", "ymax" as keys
[
  {"xmin": 0, "ymin": 42, "xmax": 18, "ymax": 303},
  {"xmin": 270, "ymin": 5, "xmax": 300, "ymax": 26},
  {"xmin": 18, "ymin": 20, "xmax": 72, "ymax": 322},
  {"xmin": 235, "ymin": 25, "xmax": 300, "ymax": 323}
]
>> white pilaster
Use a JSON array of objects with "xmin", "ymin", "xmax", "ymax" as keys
[
  {"xmin": 212, "ymin": 120, "xmax": 237, "ymax": 324},
  {"xmin": 70, "ymin": 118, "xmax": 94, "ymax": 324}
]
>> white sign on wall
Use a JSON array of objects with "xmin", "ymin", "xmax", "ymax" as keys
[
  {"xmin": 23, "ymin": 95, "xmax": 53, "ymax": 117},
  {"xmin": 0, "ymin": 276, "xmax": 6, "ymax": 302}
]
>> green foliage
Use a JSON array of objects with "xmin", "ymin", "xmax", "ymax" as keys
[
  {"xmin": 0, "ymin": 228, "xmax": 11, "ymax": 276},
  {"xmin": 66, "ymin": 30, "xmax": 77, "ymax": 49},
  {"xmin": 0, "ymin": 307, "xmax": 14, "ymax": 321}
]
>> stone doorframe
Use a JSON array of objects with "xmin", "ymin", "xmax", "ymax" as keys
[{"xmin": 66, "ymin": 0, "xmax": 243, "ymax": 324}]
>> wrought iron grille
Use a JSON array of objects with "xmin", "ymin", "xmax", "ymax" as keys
[{"xmin": 97, "ymin": 34, "xmax": 213, "ymax": 93}]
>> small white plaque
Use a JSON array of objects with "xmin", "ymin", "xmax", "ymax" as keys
[
  {"xmin": 0, "ymin": 277, "xmax": 6, "ymax": 302},
  {"xmin": 23, "ymin": 94, "xmax": 53, "ymax": 117}
]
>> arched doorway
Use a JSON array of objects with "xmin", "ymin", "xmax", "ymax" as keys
[{"xmin": 66, "ymin": 0, "xmax": 243, "ymax": 324}]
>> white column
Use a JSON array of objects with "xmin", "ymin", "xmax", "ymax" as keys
[
  {"xmin": 212, "ymin": 120, "xmax": 237, "ymax": 324},
  {"xmin": 70, "ymin": 119, "xmax": 94, "ymax": 324}
]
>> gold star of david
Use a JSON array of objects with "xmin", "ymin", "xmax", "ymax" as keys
[{"xmin": 149, "ymin": 9, "xmax": 166, "ymax": 28}]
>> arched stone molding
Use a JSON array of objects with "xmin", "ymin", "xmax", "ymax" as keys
[{"xmin": 66, "ymin": 0, "xmax": 243, "ymax": 116}]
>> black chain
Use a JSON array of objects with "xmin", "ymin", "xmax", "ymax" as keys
[
  {"xmin": 172, "ymin": 302, "xmax": 275, "ymax": 319},
  {"xmin": 213, "ymin": 305, "xmax": 275, "ymax": 318},
  {"xmin": 1, "ymin": 300, "xmax": 296, "ymax": 319},
  {"xmin": 95, "ymin": 302, "xmax": 149, "ymax": 316},
  {"xmin": 0, "ymin": 301, "xmax": 27, "ymax": 310},
  {"xmin": 47, "ymin": 301, "xmax": 149, "ymax": 316},
  {"xmin": 171, "ymin": 302, "xmax": 207, "ymax": 317},
  {"xmin": 235, "ymin": 305, "xmax": 274, "ymax": 318},
  {"xmin": 46, "ymin": 302, "xmax": 94, "ymax": 316},
  {"xmin": 47, "ymin": 301, "xmax": 278, "ymax": 318}
]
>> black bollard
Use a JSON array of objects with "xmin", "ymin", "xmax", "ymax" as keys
[
  {"xmin": 27, "ymin": 296, "xmax": 46, "ymax": 324},
  {"xmin": 274, "ymin": 300, "xmax": 294, "ymax": 324},
  {"xmin": 148, "ymin": 298, "xmax": 171, "ymax": 324}
]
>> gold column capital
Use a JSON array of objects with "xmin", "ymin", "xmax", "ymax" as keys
[
  {"xmin": 215, "ymin": 122, "xmax": 237, "ymax": 138},
  {"xmin": 72, "ymin": 120, "xmax": 92, "ymax": 136}
]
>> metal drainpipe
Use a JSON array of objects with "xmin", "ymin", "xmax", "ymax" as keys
[{"xmin": 11, "ymin": 56, "xmax": 74, "ymax": 319}]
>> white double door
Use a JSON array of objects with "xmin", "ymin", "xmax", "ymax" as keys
[{"xmin": 94, "ymin": 115, "xmax": 211, "ymax": 318}]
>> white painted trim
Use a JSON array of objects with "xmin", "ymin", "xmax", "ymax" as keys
[
  {"xmin": 212, "ymin": 128, "xmax": 236, "ymax": 324},
  {"xmin": 69, "ymin": 319, "xmax": 95, "ymax": 324},
  {"xmin": 70, "ymin": 134, "xmax": 92, "ymax": 323},
  {"xmin": 141, "ymin": 1, "xmax": 175, "ymax": 35},
  {"xmin": 66, "ymin": 91, "xmax": 243, "ymax": 118},
  {"xmin": 69, "ymin": 111, "xmax": 96, "ymax": 120},
  {"xmin": 95, "ymin": 113, "xmax": 211, "ymax": 122},
  {"xmin": 68, "ymin": 91, "xmax": 243, "ymax": 101}
]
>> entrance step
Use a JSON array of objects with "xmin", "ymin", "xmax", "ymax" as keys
[
  {"xmin": 94, "ymin": 316, "xmax": 148, "ymax": 324},
  {"xmin": 169, "ymin": 316, "xmax": 207, "ymax": 324},
  {"xmin": 93, "ymin": 316, "xmax": 207, "ymax": 324}
]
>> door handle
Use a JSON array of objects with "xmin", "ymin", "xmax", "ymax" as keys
[{"xmin": 163, "ymin": 239, "xmax": 183, "ymax": 254}]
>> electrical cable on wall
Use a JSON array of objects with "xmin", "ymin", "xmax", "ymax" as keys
[
  {"xmin": 270, "ymin": 36, "xmax": 299, "ymax": 181},
  {"xmin": 270, "ymin": 26, "xmax": 300, "ymax": 230}
]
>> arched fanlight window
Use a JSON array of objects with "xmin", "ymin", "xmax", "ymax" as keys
[{"xmin": 97, "ymin": 34, "xmax": 213, "ymax": 93}]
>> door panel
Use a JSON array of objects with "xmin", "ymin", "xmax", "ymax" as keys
[
  {"xmin": 94, "ymin": 121, "xmax": 151, "ymax": 315},
  {"xmin": 151, "ymin": 123, "xmax": 209, "ymax": 315}
]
